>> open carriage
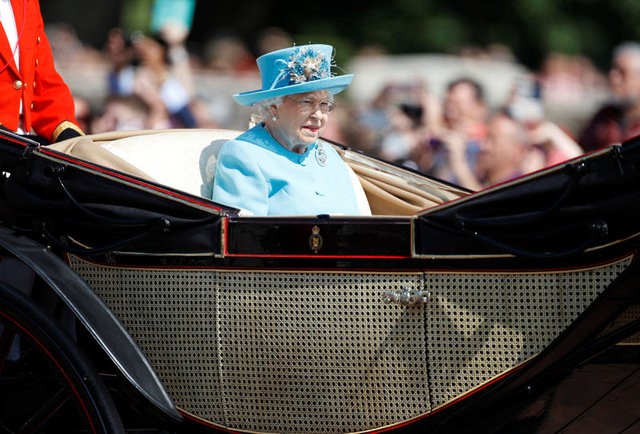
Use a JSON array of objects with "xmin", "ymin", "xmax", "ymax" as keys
[{"xmin": 0, "ymin": 127, "xmax": 639, "ymax": 433}]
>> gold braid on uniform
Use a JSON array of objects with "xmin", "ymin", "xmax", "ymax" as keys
[{"xmin": 52, "ymin": 121, "xmax": 84, "ymax": 142}]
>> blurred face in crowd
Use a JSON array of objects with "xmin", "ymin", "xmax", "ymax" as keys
[
  {"xmin": 476, "ymin": 113, "xmax": 525, "ymax": 182},
  {"xmin": 444, "ymin": 81, "xmax": 487, "ymax": 134},
  {"xmin": 133, "ymin": 35, "xmax": 168, "ymax": 69},
  {"xmin": 609, "ymin": 50, "xmax": 640, "ymax": 105}
]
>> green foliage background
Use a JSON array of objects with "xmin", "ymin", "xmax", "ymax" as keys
[{"xmin": 42, "ymin": 0, "xmax": 640, "ymax": 70}]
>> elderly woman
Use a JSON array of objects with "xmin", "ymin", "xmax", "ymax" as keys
[{"xmin": 212, "ymin": 44, "xmax": 368, "ymax": 216}]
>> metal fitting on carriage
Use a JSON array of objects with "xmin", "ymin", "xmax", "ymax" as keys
[{"xmin": 382, "ymin": 285, "xmax": 430, "ymax": 306}]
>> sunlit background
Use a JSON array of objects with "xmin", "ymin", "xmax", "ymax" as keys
[{"xmin": 38, "ymin": 0, "xmax": 640, "ymax": 160}]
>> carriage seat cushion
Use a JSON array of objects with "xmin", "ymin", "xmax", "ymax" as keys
[
  {"xmin": 55, "ymin": 129, "xmax": 371, "ymax": 215},
  {"xmin": 99, "ymin": 129, "xmax": 240, "ymax": 198}
]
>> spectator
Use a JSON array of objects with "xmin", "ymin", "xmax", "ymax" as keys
[
  {"xmin": 441, "ymin": 77, "xmax": 488, "ymax": 141},
  {"xmin": 352, "ymin": 82, "xmax": 396, "ymax": 155},
  {"xmin": 429, "ymin": 77, "xmax": 489, "ymax": 184},
  {"xmin": 352, "ymin": 78, "xmax": 437, "ymax": 161},
  {"xmin": 104, "ymin": 28, "xmax": 197, "ymax": 129},
  {"xmin": 255, "ymin": 27, "xmax": 293, "ymax": 56},
  {"xmin": 104, "ymin": 28, "xmax": 137, "ymax": 98},
  {"xmin": 91, "ymin": 95, "xmax": 152, "ymax": 133},
  {"xmin": 202, "ymin": 32, "xmax": 256, "ymax": 74},
  {"xmin": 539, "ymin": 52, "xmax": 587, "ymax": 106},
  {"xmin": 527, "ymin": 120, "xmax": 584, "ymax": 167},
  {"xmin": 73, "ymin": 95, "xmax": 93, "ymax": 134},
  {"xmin": 132, "ymin": 32, "xmax": 197, "ymax": 128},
  {"xmin": 379, "ymin": 80, "xmax": 439, "ymax": 166},
  {"xmin": 476, "ymin": 112, "xmax": 537, "ymax": 187},
  {"xmin": 578, "ymin": 41, "xmax": 640, "ymax": 151},
  {"xmin": 447, "ymin": 112, "xmax": 545, "ymax": 190},
  {"xmin": 505, "ymin": 75, "xmax": 584, "ymax": 167},
  {"xmin": 158, "ymin": 21, "xmax": 196, "ymax": 98},
  {"xmin": 377, "ymin": 103, "xmax": 422, "ymax": 163},
  {"xmin": 401, "ymin": 82, "xmax": 445, "ymax": 173}
]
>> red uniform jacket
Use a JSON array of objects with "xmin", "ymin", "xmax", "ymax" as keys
[{"xmin": 0, "ymin": 0, "xmax": 82, "ymax": 141}]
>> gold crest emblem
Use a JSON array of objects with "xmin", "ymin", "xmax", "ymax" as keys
[{"xmin": 309, "ymin": 225, "xmax": 323, "ymax": 253}]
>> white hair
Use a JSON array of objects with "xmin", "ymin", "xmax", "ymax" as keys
[
  {"xmin": 253, "ymin": 96, "xmax": 284, "ymax": 118},
  {"xmin": 613, "ymin": 41, "xmax": 640, "ymax": 61}
]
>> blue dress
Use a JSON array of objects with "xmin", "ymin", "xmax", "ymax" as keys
[{"xmin": 212, "ymin": 124, "xmax": 361, "ymax": 216}]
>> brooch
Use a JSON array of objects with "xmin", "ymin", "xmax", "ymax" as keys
[{"xmin": 316, "ymin": 143, "xmax": 327, "ymax": 167}]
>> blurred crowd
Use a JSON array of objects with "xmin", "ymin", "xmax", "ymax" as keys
[
  {"xmin": 51, "ymin": 24, "xmax": 294, "ymax": 134},
  {"xmin": 47, "ymin": 22, "xmax": 640, "ymax": 190}
]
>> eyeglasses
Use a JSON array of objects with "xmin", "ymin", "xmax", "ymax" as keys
[{"xmin": 286, "ymin": 96, "xmax": 336, "ymax": 114}]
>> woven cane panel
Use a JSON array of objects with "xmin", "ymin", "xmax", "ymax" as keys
[
  {"xmin": 68, "ymin": 256, "xmax": 428, "ymax": 433},
  {"xmin": 68, "ymin": 258, "xmax": 224, "ymax": 418},
  {"xmin": 425, "ymin": 256, "xmax": 631, "ymax": 409},
  {"xmin": 599, "ymin": 305, "xmax": 640, "ymax": 344},
  {"xmin": 68, "ymin": 255, "xmax": 631, "ymax": 433},
  {"xmin": 215, "ymin": 272, "xmax": 428, "ymax": 433}
]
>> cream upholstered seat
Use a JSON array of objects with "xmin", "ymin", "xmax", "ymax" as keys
[
  {"xmin": 51, "ymin": 129, "xmax": 372, "ymax": 215},
  {"xmin": 99, "ymin": 129, "xmax": 239, "ymax": 198}
]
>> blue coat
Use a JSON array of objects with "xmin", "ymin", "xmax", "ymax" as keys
[{"xmin": 212, "ymin": 124, "xmax": 361, "ymax": 216}]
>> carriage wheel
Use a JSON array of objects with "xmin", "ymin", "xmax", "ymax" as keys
[{"xmin": 0, "ymin": 282, "xmax": 125, "ymax": 433}]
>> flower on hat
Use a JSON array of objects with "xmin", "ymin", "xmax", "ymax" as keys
[{"xmin": 285, "ymin": 46, "xmax": 332, "ymax": 85}]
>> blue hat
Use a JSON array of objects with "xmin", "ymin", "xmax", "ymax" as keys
[{"xmin": 233, "ymin": 44, "xmax": 353, "ymax": 106}]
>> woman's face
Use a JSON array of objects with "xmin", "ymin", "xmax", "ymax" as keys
[{"xmin": 269, "ymin": 90, "xmax": 334, "ymax": 153}]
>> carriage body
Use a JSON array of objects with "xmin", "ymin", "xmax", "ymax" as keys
[{"xmin": 0, "ymin": 128, "xmax": 639, "ymax": 433}]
